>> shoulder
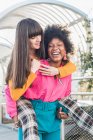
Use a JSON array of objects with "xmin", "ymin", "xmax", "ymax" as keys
[
  {"xmin": 4, "ymin": 85, "xmax": 10, "ymax": 94},
  {"xmin": 40, "ymin": 59, "xmax": 49, "ymax": 65}
]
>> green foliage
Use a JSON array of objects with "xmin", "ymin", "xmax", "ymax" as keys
[
  {"xmin": 79, "ymin": 51, "xmax": 93, "ymax": 91},
  {"xmin": 80, "ymin": 52, "xmax": 93, "ymax": 74}
]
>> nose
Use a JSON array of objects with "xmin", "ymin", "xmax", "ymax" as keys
[
  {"xmin": 52, "ymin": 45, "xmax": 58, "ymax": 50},
  {"xmin": 36, "ymin": 35, "xmax": 41, "ymax": 42}
]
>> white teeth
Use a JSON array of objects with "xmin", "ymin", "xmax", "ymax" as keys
[{"xmin": 52, "ymin": 52, "xmax": 59, "ymax": 55}]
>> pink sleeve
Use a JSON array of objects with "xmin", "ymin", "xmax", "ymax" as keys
[
  {"xmin": 4, "ymin": 85, "xmax": 17, "ymax": 118},
  {"xmin": 65, "ymin": 75, "xmax": 72, "ymax": 97}
]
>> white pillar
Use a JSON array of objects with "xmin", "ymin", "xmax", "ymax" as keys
[
  {"xmin": 0, "ymin": 104, "xmax": 3, "ymax": 123},
  {"xmin": 60, "ymin": 120, "xmax": 65, "ymax": 140}
]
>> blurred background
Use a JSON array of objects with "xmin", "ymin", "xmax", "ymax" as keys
[{"xmin": 0, "ymin": 0, "xmax": 93, "ymax": 140}]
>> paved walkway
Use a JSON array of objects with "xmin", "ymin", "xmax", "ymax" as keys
[{"xmin": 0, "ymin": 124, "xmax": 17, "ymax": 140}]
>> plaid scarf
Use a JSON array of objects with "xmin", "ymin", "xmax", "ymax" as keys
[
  {"xmin": 59, "ymin": 96, "xmax": 93, "ymax": 136},
  {"xmin": 17, "ymin": 98, "xmax": 40, "ymax": 140}
]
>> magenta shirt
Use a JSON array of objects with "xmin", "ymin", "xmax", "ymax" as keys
[
  {"xmin": 24, "ymin": 60, "xmax": 71, "ymax": 101},
  {"xmin": 5, "ymin": 60, "xmax": 71, "ymax": 117}
]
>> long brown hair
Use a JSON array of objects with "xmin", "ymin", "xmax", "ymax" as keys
[{"xmin": 6, "ymin": 18, "xmax": 45, "ymax": 88}]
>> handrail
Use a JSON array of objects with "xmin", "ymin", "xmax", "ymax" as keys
[
  {"xmin": 71, "ymin": 92, "xmax": 93, "ymax": 95},
  {"xmin": 72, "ymin": 76, "xmax": 93, "ymax": 80}
]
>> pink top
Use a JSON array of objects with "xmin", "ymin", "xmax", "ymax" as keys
[
  {"xmin": 5, "ymin": 86, "xmax": 17, "ymax": 118},
  {"xmin": 5, "ymin": 60, "xmax": 71, "ymax": 118}
]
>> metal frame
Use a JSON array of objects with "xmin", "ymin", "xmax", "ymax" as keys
[{"xmin": 0, "ymin": 0, "xmax": 88, "ymax": 22}]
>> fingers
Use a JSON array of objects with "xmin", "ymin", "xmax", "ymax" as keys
[
  {"xmin": 40, "ymin": 64, "xmax": 50, "ymax": 69},
  {"xmin": 14, "ymin": 121, "xmax": 19, "ymax": 128},
  {"xmin": 39, "ymin": 71, "xmax": 51, "ymax": 76},
  {"xmin": 59, "ymin": 107, "xmax": 62, "ymax": 112},
  {"xmin": 58, "ymin": 114, "xmax": 67, "ymax": 119},
  {"xmin": 57, "ymin": 107, "xmax": 68, "ymax": 119},
  {"xmin": 39, "ymin": 67, "xmax": 50, "ymax": 72},
  {"xmin": 39, "ymin": 64, "xmax": 51, "ymax": 72},
  {"xmin": 14, "ymin": 121, "xmax": 22, "ymax": 128},
  {"xmin": 60, "ymin": 113, "xmax": 68, "ymax": 119},
  {"xmin": 40, "ymin": 71, "xmax": 50, "ymax": 75},
  {"xmin": 39, "ymin": 64, "xmax": 58, "ymax": 76},
  {"xmin": 39, "ymin": 66, "xmax": 52, "ymax": 76},
  {"xmin": 57, "ymin": 107, "xmax": 62, "ymax": 119}
]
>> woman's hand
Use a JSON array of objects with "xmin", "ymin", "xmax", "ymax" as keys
[
  {"xmin": 13, "ymin": 115, "xmax": 19, "ymax": 128},
  {"xmin": 57, "ymin": 107, "xmax": 69, "ymax": 120},
  {"xmin": 39, "ymin": 64, "xmax": 59, "ymax": 76},
  {"xmin": 31, "ymin": 59, "xmax": 40, "ymax": 73}
]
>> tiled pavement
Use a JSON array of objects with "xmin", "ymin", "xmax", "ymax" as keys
[{"xmin": 0, "ymin": 124, "xmax": 17, "ymax": 140}]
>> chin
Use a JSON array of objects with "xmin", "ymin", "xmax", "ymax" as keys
[
  {"xmin": 52, "ymin": 57, "xmax": 61, "ymax": 61},
  {"xmin": 35, "ymin": 46, "xmax": 40, "ymax": 49},
  {"xmin": 52, "ymin": 59, "xmax": 61, "ymax": 63}
]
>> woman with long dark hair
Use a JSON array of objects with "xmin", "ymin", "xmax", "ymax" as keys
[{"xmin": 5, "ymin": 20, "xmax": 76, "ymax": 140}]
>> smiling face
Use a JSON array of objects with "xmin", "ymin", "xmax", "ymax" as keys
[
  {"xmin": 48, "ymin": 38, "xmax": 66, "ymax": 66},
  {"xmin": 29, "ymin": 35, "xmax": 41, "ymax": 50}
]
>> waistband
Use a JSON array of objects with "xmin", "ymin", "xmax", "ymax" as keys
[{"xmin": 31, "ymin": 100, "xmax": 58, "ymax": 111}]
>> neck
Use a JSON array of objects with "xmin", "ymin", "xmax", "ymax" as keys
[
  {"xmin": 29, "ymin": 49, "xmax": 37, "ymax": 60},
  {"xmin": 48, "ymin": 60, "xmax": 61, "ymax": 68}
]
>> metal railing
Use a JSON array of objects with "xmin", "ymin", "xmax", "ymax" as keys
[{"xmin": 61, "ymin": 76, "xmax": 93, "ymax": 140}]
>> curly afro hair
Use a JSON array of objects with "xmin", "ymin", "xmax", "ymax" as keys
[{"xmin": 44, "ymin": 25, "xmax": 74, "ymax": 64}]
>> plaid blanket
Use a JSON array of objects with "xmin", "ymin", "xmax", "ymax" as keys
[
  {"xmin": 59, "ymin": 96, "xmax": 93, "ymax": 136},
  {"xmin": 17, "ymin": 98, "xmax": 40, "ymax": 140}
]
